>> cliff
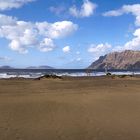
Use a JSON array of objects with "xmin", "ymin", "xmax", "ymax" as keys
[{"xmin": 88, "ymin": 50, "xmax": 140, "ymax": 70}]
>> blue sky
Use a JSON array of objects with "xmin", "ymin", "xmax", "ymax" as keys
[{"xmin": 0, "ymin": 0, "xmax": 140, "ymax": 68}]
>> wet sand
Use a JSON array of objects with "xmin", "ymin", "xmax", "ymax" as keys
[{"xmin": 0, "ymin": 76, "xmax": 140, "ymax": 140}]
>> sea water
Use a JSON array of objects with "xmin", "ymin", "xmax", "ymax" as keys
[{"xmin": 0, "ymin": 69, "xmax": 140, "ymax": 79}]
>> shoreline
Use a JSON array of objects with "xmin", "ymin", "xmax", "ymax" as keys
[
  {"xmin": 0, "ymin": 69, "xmax": 140, "ymax": 79},
  {"xmin": 0, "ymin": 74, "xmax": 140, "ymax": 80}
]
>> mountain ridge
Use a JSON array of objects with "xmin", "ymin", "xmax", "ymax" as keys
[
  {"xmin": 26, "ymin": 66, "xmax": 54, "ymax": 69},
  {"xmin": 0, "ymin": 65, "xmax": 54, "ymax": 69},
  {"xmin": 88, "ymin": 50, "xmax": 140, "ymax": 70}
]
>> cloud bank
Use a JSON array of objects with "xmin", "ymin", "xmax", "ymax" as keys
[
  {"xmin": 0, "ymin": 14, "xmax": 78, "ymax": 53},
  {"xmin": 103, "ymin": 4, "xmax": 140, "ymax": 50},
  {"xmin": 88, "ymin": 43, "xmax": 112, "ymax": 60}
]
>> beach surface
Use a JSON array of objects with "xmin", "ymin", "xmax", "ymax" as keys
[{"xmin": 0, "ymin": 76, "xmax": 140, "ymax": 140}]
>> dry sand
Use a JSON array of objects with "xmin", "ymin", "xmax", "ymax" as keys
[{"xmin": 0, "ymin": 76, "xmax": 140, "ymax": 140}]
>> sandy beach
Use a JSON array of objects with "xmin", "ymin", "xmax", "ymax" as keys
[{"xmin": 0, "ymin": 76, "xmax": 140, "ymax": 140}]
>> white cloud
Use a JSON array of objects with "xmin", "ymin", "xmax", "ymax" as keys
[
  {"xmin": 0, "ymin": 0, "xmax": 35, "ymax": 11},
  {"xmin": 123, "ymin": 28, "xmax": 140, "ymax": 50},
  {"xmin": 134, "ymin": 28, "xmax": 140, "ymax": 36},
  {"xmin": 62, "ymin": 46, "xmax": 71, "ymax": 53},
  {"xmin": 88, "ymin": 28, "xmax": 140, "ymax": 60},
  {"xmin": 69, "ymin": 0, "xmax": 97, "ymax": 18},
  {"xmin": 36, "ymin": 21, "xmax": 78, "ymax": 39},
  {"xmin": 88, "ymin": 43, "xmax": 112, "ymax": 58},
  {"xmin": 0, "ymin": 14, "xmax": 78, "ymax": 53},
  {"xmin": 103, "ymin": 10, "xmax": 124, "ymax": 17},
  {"xmin": 9, "ymin": 39, "xmax": 28, "ymax": 54},
  {"xmin": 112, "ymin": 29, "xmax": 140, "ymax": 52},
  {"xmin": 0, "ymin": 14, "xmax": 17, "ymax": 26},
  {"xmin": 0, "ymin": 56, "xmax": 11, "ymax": 61},
  {"xmin": 88, "ymin": 4, "xmax": 140, "ymax": 60},
  {"xmin": 103, "ymin": 4, "xmax": 140, "ymax": 26},
  {"xmin": 39, "ymin": 38, "xmax": 55, "ymax": 52},
  {"xmin": 100, "ymin": 4, "xmax": 140, "ymax": 54}
]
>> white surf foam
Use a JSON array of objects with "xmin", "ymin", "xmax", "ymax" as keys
[{"xmin": 0, "ymin": 71, "xmax": 140, "ymax": 79}]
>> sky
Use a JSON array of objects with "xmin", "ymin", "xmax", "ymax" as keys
[{"xmin": 0, "ymin": 0, "xmax": 140, "ymax": 68}]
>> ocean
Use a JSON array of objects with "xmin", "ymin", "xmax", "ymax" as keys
[{"xmin": 0, "ymin": 69, "xmax": 140, "ymax": 79}]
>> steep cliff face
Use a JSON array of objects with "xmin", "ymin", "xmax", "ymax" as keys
[{"xmin": 88, "ymin": 50, "xmax": 140, "ymax": 70}]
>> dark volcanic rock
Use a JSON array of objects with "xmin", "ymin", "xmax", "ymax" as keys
[{"xmin": 88, "ymin": 50, "xmax": 140, "ymax": 70}]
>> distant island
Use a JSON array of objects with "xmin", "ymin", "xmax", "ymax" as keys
[
  {"xmin": 26, "ymin": 66, "xmax": 54, "ymax": 69},
  {"xmin": 0, "ymin": 66, "xmax": 54, "ymax": 69},
  {"xmin": 88, "ymin": 50, "xmax": 140, "ymax": 70},
  {"xmin": 0, "ymin": 66, "xmax": 14, "ymax": 69}
]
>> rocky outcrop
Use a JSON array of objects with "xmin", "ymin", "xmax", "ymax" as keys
[{"xmin": 88, "ymin": 50, "xmax": 140, "ymax": 70}]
